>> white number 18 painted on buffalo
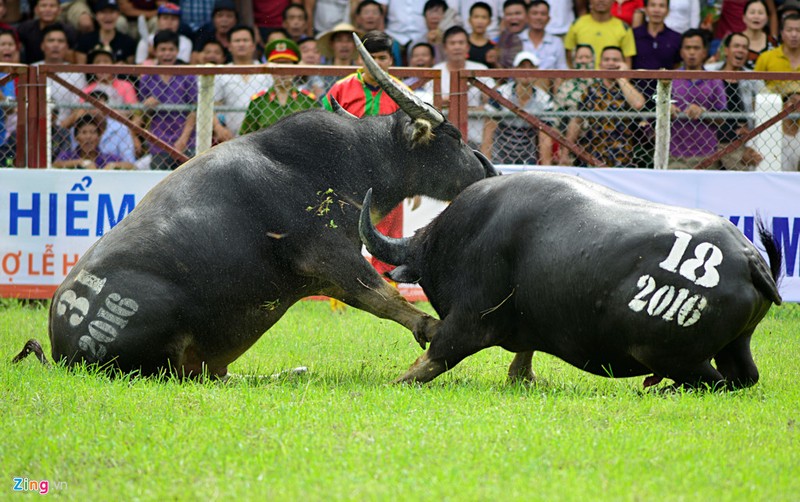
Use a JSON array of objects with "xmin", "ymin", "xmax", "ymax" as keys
[
  {"xmin": 627, "ymin": 230, "xmax": 724, "ymax": 328},
  {"xmin": 658, "ymin": 231, "xmax": 723, "ymax": 288}
]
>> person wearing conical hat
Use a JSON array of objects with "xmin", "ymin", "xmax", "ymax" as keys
[
  {"xmin": 316, "ymin": 22, "xmax": 362, "ymax": 65},
  {"xmin": 239, "ymin": 38, "xmax": 318, "ymax": 135}
]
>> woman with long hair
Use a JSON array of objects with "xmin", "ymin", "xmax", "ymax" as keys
[{"xmin": 741, "ymin": 0, "xmax": 778, "ymax": 68}]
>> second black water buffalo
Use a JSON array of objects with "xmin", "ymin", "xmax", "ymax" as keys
[
  {"xmin": 15, "ymin": 37, "xmax": 497, "ymax": 377},
  {"xmin": 360, "ymin": 172, "xmax": 782, "ymax": 389}
]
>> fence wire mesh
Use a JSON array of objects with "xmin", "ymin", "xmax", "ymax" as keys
[
  {"xmin": 467, "ymin": 73, "xmax": 799, "ymax": 172},
  {"xmin": 43, "ymin": 66, "xmax": 337, "ymax": 170},
  {"xmin": 1, "ymin": 65, "xmax": 798, "ymax": 172}
]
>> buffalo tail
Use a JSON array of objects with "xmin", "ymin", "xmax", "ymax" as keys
[
  {"xmin": 755, "ymin": 218, "xmax": 783, "ymax": 305},
  {"xmin": 11, "ymin": 339, "xmax": 50, "ymax": 366}
]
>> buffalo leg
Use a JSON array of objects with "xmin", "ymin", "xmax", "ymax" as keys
[
  {"xmin": 666, "ymin": 360, "xmax": 726, "ymax": 390},
  {"xmin": 713, "ymin": 333, "xmax": 759, "ymax": 389},
  {"xmin": 394, "ymin": 313, "xmax": 491, "ymax": 384},
  {"xmin": 306, "ymin": 255, "xmax": 439, "ymax": 348},
  {"xmin": 508, "ymin": 351, "xmax": 535, "ymax": 383}
]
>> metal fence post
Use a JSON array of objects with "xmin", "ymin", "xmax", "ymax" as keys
[
  {"xmin": 21, "ymin": 66, "xmax": 38, "ymax": 167},
  {"xmin": 196, "ymin": 73, "xmax": 215, "ymax": 155},
  {"xmin": 754, "ymin": 91, "xmax": 783, "ymax": 172},
  {"xmin": 46, "ymin": 74, "xmax": 53, "ymax": 168},
  {"xmin": 653, "ymin": 79, "xmax": 672, "ymax": 170},
  {"xmin": 451, "ymin": 69, "xmax": 468, "ymax": 140}
]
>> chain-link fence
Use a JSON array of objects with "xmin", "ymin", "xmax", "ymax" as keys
[
  {"xmin": 3, "ymin": 64, "xmax": 799, "ymax": 172},
  {"xmin": 2, "ymin": 64, "xmax": 442, "ymax": 170},
  {"xmin": 462, "ymin": 68, "xmax": 800, "ymax": 172},
  {"xmin": 0, "ymin": 66, "xmax": 27, "ymax": 169}
]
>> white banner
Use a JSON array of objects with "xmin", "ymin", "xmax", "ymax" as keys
[
  {"xmin": 0, "ymin": 170, "xmax": 168, "ymax": 297},
  {"xmin": 2, "ymin": 168, "xmax": 799, "ymax": 301}
]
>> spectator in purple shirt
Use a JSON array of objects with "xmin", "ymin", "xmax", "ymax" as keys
[
  {"xmin": 632, "ymin": 0, "xmax": 682, "ymax": 100},
  {"xmin": 139, "ymin": 30, "xmax": 198, "ymax": 170},
  {"xmin": 54, "ymin": 114, "xmax": 135, "ymax": 170},
  {"xmin": 631, "ymin": 0, "xmax": 682, "ymax": 167},
  {"xmin": 669, "ymin": 29, "xmax": 727, "ymax": 169}
]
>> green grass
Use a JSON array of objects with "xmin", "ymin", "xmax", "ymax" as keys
[{"xmin": 2, "ymin": 300, "xmax": 799, "ymax": 500}]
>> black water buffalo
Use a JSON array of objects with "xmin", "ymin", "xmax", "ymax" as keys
[
  {"xmin": 360, "ymin": 171, "xmax": 783, "ymax": 389},
  {"xmin": 13, "ymin": 37, "xmax": 497, "ymax": 377}
]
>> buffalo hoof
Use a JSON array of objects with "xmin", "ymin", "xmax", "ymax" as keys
[
  {"xmin": 412, "ymin": 316, "xmax": 439, "ymax": 350},
  {"xmin": 507, "ymin": 351, "xmax": 535, "ymax": 384},
  {"xmin": 393, "ymin": 351, "xmax": 447, "ymax": 384},
  {"xmin": 643, "ymin": 375, "xmax": 663, "ymax": 388},
  {"xmin": 507, "ymin": 371, "xmax": 536, "ymax": 386}
]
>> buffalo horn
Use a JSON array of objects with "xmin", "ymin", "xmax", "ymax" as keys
[
  {"xmin": 473, "ymin": 149, "xmax": 500, "ymax": 177},
  {"xmin": 329, "ymin": 95, "xmax": 358, "ymax": 119},
  {"xmin": 359, "ymin": 189, "xmax": 411, "ymax": 266},
  {"xmin": 353, "ymin": 32, "xmax": 444, "ymax": 127}
]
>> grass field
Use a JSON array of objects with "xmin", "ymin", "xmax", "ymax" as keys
[{"xmin": 2, "ymin": 299, "xmax": 799, "ymax": 500}]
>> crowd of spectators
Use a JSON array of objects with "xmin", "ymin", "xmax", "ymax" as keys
[{"xmin": 0, "ymin": 0, "xmax": 799, "ymax": 170}]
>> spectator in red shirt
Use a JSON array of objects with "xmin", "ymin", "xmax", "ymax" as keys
[
  {"xmin": 612, "ymin": 0, "xmax": 644, "ymax": 26},
  {"xmin": 321, "ymin": 31, "xmax": 406, "ymax": 277}
]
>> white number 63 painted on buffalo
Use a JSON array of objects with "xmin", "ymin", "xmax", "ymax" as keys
[{"xmin": 56, "ymin": 290, "xmax": 90, "ymax": 327}]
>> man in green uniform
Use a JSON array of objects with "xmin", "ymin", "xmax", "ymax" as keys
[{"xmin": 239, "ymin": 38, "xmax": 317, "ymax": 135}]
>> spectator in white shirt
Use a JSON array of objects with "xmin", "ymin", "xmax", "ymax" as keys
[
  {"xmin": 214, "ymin": 25, "xmax": 274, "ymax": 139},
  {"xmin": 433, "ymin": 26, "xmax": 495, "ymax": 150}
]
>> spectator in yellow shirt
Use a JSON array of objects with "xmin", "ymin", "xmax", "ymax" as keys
[
  {"xmin": 564, "ymin": 0, "xmax": 637, "ymax": 67},
  {"xmin": 754, "ymin": 13, "xmax": 800, "ymax": 170}
]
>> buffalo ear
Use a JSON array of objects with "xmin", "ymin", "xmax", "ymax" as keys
[
  {"xmin": 387, "ymin": 265, "xmax": 420, "ymax": 284},
  {"xmin": 408, "ymin": 119, "xmax": 435, "ymax": 146}
]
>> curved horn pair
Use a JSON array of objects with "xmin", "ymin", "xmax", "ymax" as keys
[{"xmin": 353, "ymin": 33, "xmax": 444, "ymax": 127}]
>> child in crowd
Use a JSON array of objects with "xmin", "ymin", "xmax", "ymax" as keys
[
  {"xmin": 199, "ymin": 38, "xmax": 226, "ymax": 64},
  {"xmin": 468, "ymin": 2, "xmax": 497, "ymax": 67},
  {"xmin": 135, "ymin": 3, "xmax": 193, "ymax": 65},
  {"xmin": 53, "ymin": 114, "xmax": 134, "ymax": 170}
]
